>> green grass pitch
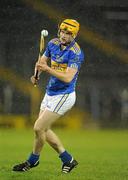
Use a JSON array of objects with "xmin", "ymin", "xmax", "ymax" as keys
[{"xmin": 0, "ymin": 128, "xmax": 128, "ymax": 180}]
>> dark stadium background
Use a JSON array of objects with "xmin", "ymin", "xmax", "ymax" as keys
[{"xmin": 0, "ymin": 0, "xmax": 128, "ymax": 129}]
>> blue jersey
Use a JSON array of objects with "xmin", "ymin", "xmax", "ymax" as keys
[{"xmin": 44, "ymin": 38, "xmax": 84, "ymax": 96}]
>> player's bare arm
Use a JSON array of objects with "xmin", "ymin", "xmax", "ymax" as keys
[
  {"xmin": 34, "ymin": 54, "xmax": 48, "ymax": 75},
  {"xmin": 30, "ymin": 55, "xmax": 48, "ymax": 85},
  {"xmin": 36, "ymin": 62, "xmax": 77, "ymax": 83}
]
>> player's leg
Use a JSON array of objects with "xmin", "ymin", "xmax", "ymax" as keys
[
  {"xmin": 12, "ymin": 109, "xmax": 60, "ymax": 172},
  {"xmin": 45, "ymin": 128, "xmax": 78, "ymax": 173},
  {"xmin": 45, "ymin": 129, "xmax": 65, "ymax": 153},
  {"xmin": 12, "ymin": 92, "xmax": 78, "ymax": 173},
  {"xmin": 45, "ymin": 92, "xmax": 78, "ymax": 173},
  {"xmin": 32, "ymin": 109, "xmax": 61, "ymax": 155}
]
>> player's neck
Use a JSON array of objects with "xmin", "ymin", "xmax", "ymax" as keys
[
  {"xmin": 60, "ymin": 41, "xmax": 72, "ymax": 50},
  {"xmin": 60, "ymin": 44, "xmax": 67, "ymax": 50}
]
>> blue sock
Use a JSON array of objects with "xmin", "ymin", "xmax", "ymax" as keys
[
  {"xmin": 27, "ymin": 153, "xmax": 40, "ymax": 165},
  {"xmin": 59, "ymin": 151, "xmax": 72, "ymax": 164}
]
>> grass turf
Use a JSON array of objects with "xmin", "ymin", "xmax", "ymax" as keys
[{"xmin": 0, "ymin": 128, "xmax": 128, "ymax": 180}]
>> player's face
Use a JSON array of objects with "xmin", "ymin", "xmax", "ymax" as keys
[{"xmin": 59, "ymin": 30, "xmax": 73, "ymax": 46}]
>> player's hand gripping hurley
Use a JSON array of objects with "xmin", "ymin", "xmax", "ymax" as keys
[{"xmin": 33, "ymin": 29, "xmax": 48, "ymax": 87}]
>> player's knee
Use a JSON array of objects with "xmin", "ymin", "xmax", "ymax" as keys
[
  {"xmin": 33, "ymin": 124, "xmax": 46, "ymax": 135},
  {"xmin": 33, "ymin": 124, "xmax": 42, "ymax": 134},
  {"xmin": 33, "ymin": 117, "xmax": 48, "ymax": 135}
]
